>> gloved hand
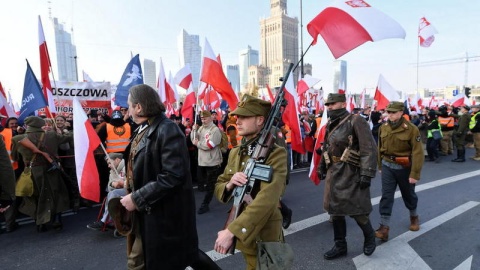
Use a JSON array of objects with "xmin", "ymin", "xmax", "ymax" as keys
[{"xmin": 359, "ymin": 176, "xmax": 371, "ymax": 189}]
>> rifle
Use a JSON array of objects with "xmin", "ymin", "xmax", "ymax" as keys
[
  {"xmin": 18, "ymin": 136, "xmax": 60, "ymax": 172},
  {"xmin": 224, "ymin": 63, "xmax": 294, "ymax": 254}
]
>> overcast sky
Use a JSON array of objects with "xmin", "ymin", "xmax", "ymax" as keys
[{"xmin": 1, "ymin": 0, "xmax": 479, "ymax": 103}]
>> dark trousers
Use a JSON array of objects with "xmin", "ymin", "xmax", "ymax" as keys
[
  {"xmin": 426, "ymin": 138, "xmax": 440, "ymax": 160},
  {"xmin": 379, "ymin": 164, "xmax": 418, "ymax": 217},
  {"xmin": 199, "ymin": 165, "xmax": 221, "ymax": 206}
]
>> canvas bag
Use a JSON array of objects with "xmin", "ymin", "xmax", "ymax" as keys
[
  {"xmin": 15, "ymin": 133, "xmax": 44, "ymax": 197},
  {"xmin": 256, "ymin": 232, "xmax": 294, "ymax": 270}
]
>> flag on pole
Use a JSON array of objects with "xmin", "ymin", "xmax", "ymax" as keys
[
  {"xmin": 82, "ymin": 70, "xmax": 94, "ymax": 82},
  {"xmin": 175, "ymin": 65, "xmax": 196, "ymax": 121},
  {"xmin": 309, "ymin": 109, "xmax": 328, "ymax": 185},
  {"xmin": 297, "ymin": 74, "xmax": 321, "ymax": 96},
  {"xmin": 307, "ymin": 0, "xmax": 406, "ymax": 59},
  {"xmin": 200, "ymin": 38, "xmax": 238, "ymax": 110},
  {"xmin": 418, "ymin": 17, "xmax": 438, "ymax": 48},
  {"xmin": 18, "ymin": 61, "xmax": 48, "ymax": 123},
  {"xmin": 373, "ymin": 74, "xmax": 401, "ymax": 111},
  {"xmin": 114, "ymin": 54, "xmax": 143, "ymax": 108},
  {"xmin": 0, "ymin": 82, "xmax": 16, "ymax": 119},
  {"xmin": 38, "ymin": 15, "xmax": 56, "ymax": 115},
  {"xmin": 282, "ymin": 70, "xmax": 305, "ymax": 154},
  {"xmin": 73, "ymin": 97, "xmax": 101, "ymax": 202}
]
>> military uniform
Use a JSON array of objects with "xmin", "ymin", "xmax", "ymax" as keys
[
  {"xmin": 376, "ymin": 101, "xmax": 424, "ymax": 240},
  {"xmin": 214, "ymin": 95, "xmax": 287, "ymax": 270},
  {"xmin": 452, "ymin": 105, "xmax": 471, "ymax": 162},
  {"xmin": 11, "ymin": 117, "xmax": 72, "ymax": 230}
]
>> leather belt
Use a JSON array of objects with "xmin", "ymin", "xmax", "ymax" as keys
[
  {"xmin": 332, "ymin": 156, "xmax": 342, "ymax": 163},
  {"xmin": 382, "ymin": 155, "xmax": 397, "ymax": 163}
]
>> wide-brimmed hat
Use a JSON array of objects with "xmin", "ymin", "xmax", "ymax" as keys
[
  {"xmin": 108, "ymin": 197, "xmax": 134, "ymax": 236},
  {"xmin": 324, "ymin": 93, "xmax": 346, "ymax": 105}
]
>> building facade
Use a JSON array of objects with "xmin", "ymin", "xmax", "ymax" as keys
[
  {"xmin": 53, "ymin": 17, "xmax": 77, "ymax": 82},
  {"xmin": 177, "ymin": 29, "xmax": 201, "ymax": 89},
  {"xmin": 333, "ymin": 60, "xmax": 347, "ymax": 93},
  {"xmin": 239, "ymin": 46, "xmax": 259, "ymax": 91},
  {"xmin": 143, "ymin": 59, "xmax": 157, "ymax": 89}
]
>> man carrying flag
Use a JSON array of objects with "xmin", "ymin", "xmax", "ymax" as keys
[{"xmin": 317, "ymin": 93, "xmax": 377, "ymax": 259}]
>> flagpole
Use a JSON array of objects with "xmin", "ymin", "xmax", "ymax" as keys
[{"xmin": 416, "ymin": 20, "xmax": 420, "ymax": 101}]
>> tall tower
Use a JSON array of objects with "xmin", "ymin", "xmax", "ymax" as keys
[
  {"xmin": 143, "ymin": 59, "xmax": 157, "ymax": 89},
  {"xmin": 53, "ymin": 17, "xmax": 77, "ymax": 82},
  {"xmin": 239, "ymin": 46, "xmax": 259, "ymax": 90},
  {"xmin": 333, "ymin": 60, "xmax": 347, "ymax": 93},
  {"xmin": 177, "ymin": 29, "xmax": 201, "ymax": 89},
  {"xmin": 260, "ymin": 0, "xmax": 298, "ymax": 87}
]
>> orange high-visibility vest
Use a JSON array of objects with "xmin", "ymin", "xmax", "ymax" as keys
[
  {"xmin": 314, "ymin": 117, "xmax": 321, "ymax": 139},
  {"xmin": 438, "ymin": 116, "xmax": 454, "ymax": 128},
  {"xmin": 226, "ymin": 123, "xmax": 242, "ymax": 149},
  {"xmin": 284, "ymin": 125, "xmax": 292, "ymax": 144},
  {"xmin": 105, "ymin": 123, "xmax": 131, "ymax": 153},
  {"xmin": 0, "ymin": 128, "xmax": 18, "ymax": 170}
]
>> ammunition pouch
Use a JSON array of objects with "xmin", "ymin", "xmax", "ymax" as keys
[{"xmin": 340, "ymin": 147, "xmax": 361, "ymax": 167}]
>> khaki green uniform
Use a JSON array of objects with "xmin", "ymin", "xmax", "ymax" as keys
[
  {"xmin": 0, "ymin": 135, "xmax": 16, "ymax": 202},
  {"xmin": 214, "ymin": 139, "xmax": 287, "ymax": 264},
  {"xmin": 378, "ymin": 118, "xmax": 424, "ymax": 180},
  {"xmin": 11, "ymin": 131, "xmax": 72, "ymax": 225}
]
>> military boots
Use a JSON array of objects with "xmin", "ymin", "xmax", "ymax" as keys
[
  {"xmin": 324, "ymin": 218, "xmax": 348, "ymax": 260},
  {"xmin": 409, "ymin": 216, "xmax": 420, "ymax": 231},
  {"xmin": 375, "ymin": 224, "xmax": 390, "ymax": 241},
  {"xmin": 359, "ymin": 220, "xmax": 376, "ymax": 256}
]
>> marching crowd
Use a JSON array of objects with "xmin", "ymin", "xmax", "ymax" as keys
[{"xmin": 1, "ymin": 87, "xmax": 480, "ymax": 269}]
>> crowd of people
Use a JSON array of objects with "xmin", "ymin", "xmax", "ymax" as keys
[{"xmin": 1, "ymin": 87, "xmax": 479, "ymax": 269}]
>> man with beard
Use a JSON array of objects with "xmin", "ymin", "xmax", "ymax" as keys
[{"xmin": 317, "ymin": 93, "xmax": 378, "ymax": 259}]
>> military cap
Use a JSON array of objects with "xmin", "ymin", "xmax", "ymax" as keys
[
  {"xmin": 24, "ymin": 116, "xmax": 46, "ymax": 128},
  {"xmin": 108, "ymin": 197, "xmax": 134, "ymax": 236},
  {"xmin": 386, "ymin": 101, "xmax": 405, "ymax": 112},
  {"xmin": 200, "ymin": 110, "xmax": 211, "ymax": 118},
  {"xmin": 230, "ymin": 94, "xmax": 271, "ymax": 118},
  {"xmin": 324, "ymin": 93, "xmax": 346, "ymax": 105}
]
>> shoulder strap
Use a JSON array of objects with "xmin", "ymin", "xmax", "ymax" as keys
[{"xmin": 30, "ymin": 133, "xmax": 45, "ymax": 165}]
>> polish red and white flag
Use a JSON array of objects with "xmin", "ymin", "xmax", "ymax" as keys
[
  {"xmin": 373, "ymin": 74, "xmax": 401, "ymax": 110},
  {"xmin": 175, "ymin": 64, "xmax": 196, "ymax": 122},
  {"xmin": 418, "ymin": 17, "xmax": 438, "ymax": 48},
  {"xmin": 307, "ymin": 0, "xmax": 406, "ymax": 59},
  {"xmin": 450, "ymin": 94, "xmax": 471, "ymax": 107},
  {"xmin": 360, "ymin": 88, "xmax": 366, "ymax": 109},
  {"xmin": 282, "ymin": 70, "xmax": 305, "ymax": 154},
  {"xmin": 38, "ymin": 15, "xmax": 56, "ymax": 115},
  {"xmin": 83, "ymin": 70, "xmax": 94, "ymax": 82},
  {"xmin": 309, "ymin": 108, "xmax": 328, "ymax": 185},
  {"xmin": 297, "ymin": 74, "xmax": 321, "ymax": 96},
  {"xmin": 200, "ymin": 38, "xmax": 238, "ymax": 110},
  {"xmin": 0, "ymin": 82, "xmax": 16, "ymax": 119},
  {"xmin": 73, "ymin": 98, "xmax": 101, "ymax": 202}
]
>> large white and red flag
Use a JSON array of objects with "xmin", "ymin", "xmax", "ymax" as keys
[
  {"xmin": 282, "ymin": 70, "xmax": 305, "ymax": 154},
  {"xmin": 157, "ymin": 58, "xmax": 168, "ymax": 103},
  {"xmin": 309, "ymin": 108, "xmax": 328, "ymax": 185},
  {"xmin": 450, "ymin": 93, "xmax": 471, "ymax": 107},
  {"xmin": 410, "ymin": 91, "xmax": 423, "ymax": 111},
  {"xmin": 307, "ymin": 0, "xmax": 406, "ymax": 59},
  {"xmin": 373, "ymin": 74, "xmax": 401, "ymax": 110},
  {"xmin": 418, "ymin": 17, "xmax": 438, "ymax": 48},
  {"xmin": 175, "ymin": 64, "xmax": 195, "ymax": 122},
  {"xmin": 297, "ymin": 74, "xmax": 321, "ymax": 96},
  {"xmin": 73, "ymin": 98, "xmax": 101, "ymax": 202},
  {"xmin": 38, "ymin": 15, "xmax": 56, "ymax": 115},
  {"xmin": 200, "ymin": 38, "xmax": 238, "ymax": 110},
  {"xmin": 0, "ymin": 82, "xmax": 16, "ymax": 119}
]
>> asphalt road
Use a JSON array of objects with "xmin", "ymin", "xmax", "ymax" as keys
[{"xmin": 1, "ymin": 149, "xmax": 480, "ymax": 269}]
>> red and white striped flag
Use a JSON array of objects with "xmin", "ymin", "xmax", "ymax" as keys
[
  {"xmin": 373, "ymin": 74, "xmax": 401, "ymax": 110},
  {"xmin": 38, "ymin": 15, "xmax": 56, "ymax": 115},
  {"xmin": 309, "ymin": 109, "xmax": 328, "ymax": 185},
  {"xmin": 175, "ymin": 64, "xmax": 195, "ymax": 122},
  {"xmin": 0, "ymin": 82, "xmax": 16, "ymax": 119},
  {"xmin": 418, "ymin": 17, "xmax": 438, "ymax": 48},
  {"xmin": 73, "ymin": 98, "xmax": 101, "ymax": 202},
  {"xmin": 282, "ymin": 70, "xmax": 305, "ymax": 154},
  {"xmin": 360, "ymin": 88, "xmax": 366, "ymax": 109}
]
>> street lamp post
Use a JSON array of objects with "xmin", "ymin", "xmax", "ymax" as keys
[{"xmin": 74, "ymin": 55, "xmax": 79, "ymax": 81}]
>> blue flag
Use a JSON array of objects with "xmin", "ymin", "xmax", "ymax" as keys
[
  {"xmin": 114, "ymin": 54, "xmax": 143, "ymax": 108},
  {"xmin": 18, "ymin": 60, "xmax": 48, "ymax": 123}
]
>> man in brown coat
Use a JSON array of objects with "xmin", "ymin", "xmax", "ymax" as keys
[{"xmin": 317, "ymin": 93, "xmax": 378, "ymax": 259}]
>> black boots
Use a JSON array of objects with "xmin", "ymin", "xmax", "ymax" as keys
[
  {"xmin": 324, "ymin": 218, "xmax": 347, "ymax": 260},
  {"xmin": 452, "ymin": 149, "xmax": 466, "ymax": 162},
  {"xmin": 358, "ymin": 220, "xmax": 376, "ymax": 256}
]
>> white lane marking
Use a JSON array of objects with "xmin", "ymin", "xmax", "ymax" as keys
[
  {"xmin": 353, "ymin": 201, "xmax": 479, "ymax": 270},
  {"xmin": 453, "ymin": 256, "xmax": 473, "ymax": 270},
  {"xmin": 208, "ymin": 169, "xmax": 480, "ymax": 261}
]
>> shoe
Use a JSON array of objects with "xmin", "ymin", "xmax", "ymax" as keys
[
  {"xmin": 323, "ymin": 241, "xmax": 347, "ymax": 260},
  {"xmin": 474, "ymin": 157, "xmax": 480, "ymax": 161},
  {"xmin": 375, "ymin": 224, "xmax": 389, "ymax": 241},
  {"xmin": 451, "ymin": 158, "xmax": 465, "ymax": 162},
  {"xmin": 87, "ymin": 221, "xmax": 105, "ymax": 231},
  {"xmin": 52, "ymin": 221, "xmax": 63, "ymax": 231},
  {"xmin": 282, "ymin": 208, "xmax": 292, "ymax": 229},
  {"xmin": 37, "ymin": 224, "xmax": 48, "ymax": 233},
  {"xmin": 409, "ymin": 216, "xmax": 420, "ymax": 231},
  {"xmin": 5, "ymin": 222, "xmax": 19, "ymax": 233},
  {"xmin": 197, "ymin": 204, "xmax": 209, "ymax": 215}
]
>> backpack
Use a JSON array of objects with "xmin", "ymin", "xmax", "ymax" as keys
[{"xmin": 220, "ymin": 132, "xmax": 228, "ymax": 154}]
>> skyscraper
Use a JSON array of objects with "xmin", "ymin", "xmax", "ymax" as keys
[
  {"xmin": 333, "ymin": 60, "xmax": 347, "ymax": 93},
  {"xmin": 177, "ymin": 29, "xmax": 201, "ymax": 89},
  {"xmin": 224, "ymin": 65, "xmax": 240, "ymax": 93},
  {"xmin": 143, "ymin": 59, "xmax": 156, "ymax": 89},
  {"xmin": 259, "ymin": 0, "xmax": 299, "ymax": 87},
  {"xmin": 53, "ymin": 17, "xmax": 77, "ymax": 82},
  {"xmin": 239, "ymin": 46, "xmax": 259, "ymax": 90}
]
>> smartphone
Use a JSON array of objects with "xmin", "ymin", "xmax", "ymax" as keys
[{"xmin": 0, "ymin": 199, "xmax": 13, "ymax": 208}]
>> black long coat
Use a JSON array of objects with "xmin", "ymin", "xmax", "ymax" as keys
[{"xmin": 128, "ymin": 114, "xmax": 198, "ymax": 269}]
